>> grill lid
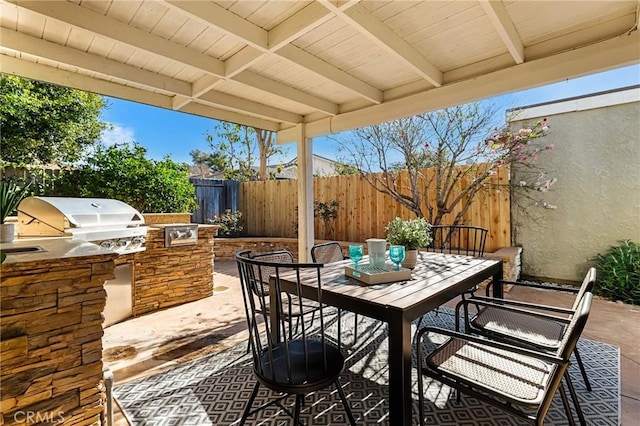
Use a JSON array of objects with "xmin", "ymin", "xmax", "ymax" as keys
[{"xmin": 18, "ymin": 196, "xmax": 145, "ymax": 237}]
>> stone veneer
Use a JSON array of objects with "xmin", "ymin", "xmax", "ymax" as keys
[
  {"xmin": 124, "ymin": 225, "xmax": 218, "ymax": 316},
  {"xmin": 213, "ymin": 237, "xmax": 302, "ymax": 262},
  {"xmin": 484, "ymin": 246, "xmax": 522, "ymax": 282},
  {"xmin": 1, "ymin": 253, "xmax": 117, "ymax": 426}
]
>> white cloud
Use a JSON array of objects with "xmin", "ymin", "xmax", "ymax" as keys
[{"xmin": 101, "ymin": 123, "xmax": 135, "ymax": 146}]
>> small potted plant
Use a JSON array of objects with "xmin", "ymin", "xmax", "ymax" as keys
[
  {"xmin": 1, "ymin": 180, "xmax": 31, "ymax": 243},
  {"xmin": 385, "ymin": 217, "xmax": 432, "ymax": 268}
]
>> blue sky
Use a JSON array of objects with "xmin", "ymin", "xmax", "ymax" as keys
[{"xmin": 100, "ymin": 64, "xmax": 639, "ymax": 164}]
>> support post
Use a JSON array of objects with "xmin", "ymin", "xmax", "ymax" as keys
[{"xmin": 296, "ymin": 124, "xmax": 314, "ymax": 262}]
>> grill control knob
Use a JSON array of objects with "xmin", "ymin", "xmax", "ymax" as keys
[
  {"xmin": 116, "ymin": 239, "xmax": 129, "ymax": 248},
  {"xmin": 131, "ymin": 236, "xmax": 145, "ymax": 246},
  {"xmin": 100, "ymin": 240, "xmax": 115, "ymax": 249}
]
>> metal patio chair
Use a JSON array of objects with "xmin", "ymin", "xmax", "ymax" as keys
[
  {"xmin": 429, "ymin": 225, "xmax": 489, "ymax": 257},
  {"xmin": 311, "ymin": 242, "xmax": 361, "ymax": 347},
  {"xmin": 422, "ymin": 224, "xmax": 489, "ymax": 319},
  {"xmin": 235, "ymin": 250, "xmax": 356, "ymax": 425},
  {"xmin": 456, "ymin": 267, "xmax": 597, "ymax": 391},
  {"xmin": 416, "ymin": 292, "xmax": 594, "ymax": 426},
  {"xmin": 248, "ymin": 250, "xmax": 321, "ymax": 341}
]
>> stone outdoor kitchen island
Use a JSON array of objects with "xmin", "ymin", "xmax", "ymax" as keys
[
  {"xmin": 0, "ymin": 222, "xmax": 218, "ymax": 425},
  {"xmin": 1, "ymin": 240, "xmax": 117, "ymax": 425}
]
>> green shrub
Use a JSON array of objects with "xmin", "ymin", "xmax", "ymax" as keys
[
  {"xmin": 209, "ymin": 209, "xmax": 243, "ymax": 237},
  {"xmin": 314, "ymin": 200, "xmax": 339, "ymax": 239},
  {"xmin": 49, "ymin": 143, "xmax": 197, "ymax": 213},
  {"xmin": 593, "ymin": 240, "xmax": 640, "ymax": 305}
]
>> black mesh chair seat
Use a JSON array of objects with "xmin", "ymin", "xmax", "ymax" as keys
[{"xmin": 416, "ymin": 293, "xmax": 594, "ymax": 426}]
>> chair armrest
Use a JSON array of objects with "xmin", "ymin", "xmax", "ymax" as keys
[
  {"xmin": 459, "ymin": 297, "xmax": 571, "ymax": 331},
  {"xmin": 416, "ymin": 326, "xmax": 564, "ymax": 365},
  {"xmin": 466, "ymin": 295, "xmax": 574, "ymax": 316},
  {"xmin": 454, "ymin": 295, "xmax": 572, "ymax": 332},
  {"xmin": 485, "ymin": 279, "xmax": 579, "ymax": 296}
]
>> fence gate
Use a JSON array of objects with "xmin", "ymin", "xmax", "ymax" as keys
[{"xmin": 190, "ymin": 178, "xmax": 240, "ymax": 224}]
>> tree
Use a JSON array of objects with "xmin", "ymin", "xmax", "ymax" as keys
[
  {"xmin": 189, "ymin": 149, "xmax": 229, "ymax": 175},
  {"xmin": 0, "ymin": 75, "xmax": 108, "ymax": 166},
  {"xmin": 50, "ymin": 143, "xmax": 197, "ymax": 213},
  {"xmin": 336, "ymin": 102, "xmax": 554, "ymax": 226},
  {"xmin": 202, "ymin": 122, "xmax": 287, "ymax": 181},
  {"xmin": 255, "ymin": 128, "xmax": 277, "ymax": 181},
  {"xmin": 332, "ymin": 162, "xmax": 360, "ymax": 175}
]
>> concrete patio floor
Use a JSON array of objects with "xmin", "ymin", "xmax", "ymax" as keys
[{"xmin": 103, "ymin": 261, "xmax": 640, "ymax": 425}]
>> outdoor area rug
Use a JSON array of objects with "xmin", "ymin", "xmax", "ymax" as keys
[{"xmin": 114, "ymin": 308, "xmax": 619, "ymax": 425}]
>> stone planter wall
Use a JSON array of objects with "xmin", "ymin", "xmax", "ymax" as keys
[
  {"xmin": 213, "ymin": 237, "xmax": 302, "ymax": 261},
  {"xmin": 1, "ymin": 254, "xmax": 117, "ymax": 426},
  {"xmin": 484, "ymin": 247, "xmax": 522, "ymax": 282},
  {"xmin": 214, "ymin": 238, "xmax": 522, "ymax": 281},
  {"xmin": 127, "ymin": 226, "xmax": 218, "ymax": 316}
]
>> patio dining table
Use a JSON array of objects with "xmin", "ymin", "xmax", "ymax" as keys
[{"xmin": 269, "ymin": 251, "xmax": 503, "ymax": 426}]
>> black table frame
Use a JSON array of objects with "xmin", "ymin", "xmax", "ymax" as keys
[{"xmin": 269, "ymin": 251, "xmax": 503, "ymax": 425}]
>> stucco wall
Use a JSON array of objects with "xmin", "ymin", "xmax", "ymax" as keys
[{"xmin": 511, "ymin": 99, "xmax": 640, "ymax": 282}]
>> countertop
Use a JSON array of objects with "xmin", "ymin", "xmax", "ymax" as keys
[{"xmin": 1, "ymin": 237, "xmax": 118, "ymax": 264}]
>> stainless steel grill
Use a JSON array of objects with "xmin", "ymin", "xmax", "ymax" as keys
[{"xmin": 17, "ymin": 196, "xmax": 148, "ymax": 254}]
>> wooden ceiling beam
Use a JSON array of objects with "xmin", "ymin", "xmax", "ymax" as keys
[
  {"xmin": 233, "ymin": 71, "xmax": 339, "ymax": 116},
  {"xmin": 198, "ymin": 91, "xmax": 303, "ymax": 124},
  {"xmin": 277, "ymin": 44, "xmax": 383, "ymax": 104},
  {"xmin": 9, "ymin": 0, "xmax": 335, "ymax": 118},
  {"xmin": 180, "ymin": 102, "xmax": 280, "ymax": 131},
  {"xmin": 0, "ymin": 54, "xmax": 174, "ymax": 109},
  {"xmin": 278, "ymin": 32, "xmax": 640, "ymax": 142},
  {"xmin": 479, "ymin": 0, "xmax": 525, "ymax": 64},
  {"xmin": 164, "ymin": 0, "xmax": 268, "ymax": 51},
  {"xmin": 268, "ymin": 2, "xmax": 340, "ymax": 50},
  {"xmin": 1, "ymin": 27, "xmax": 192, "ymax": 96},
  {"xmin": 162, "ymin": 0, "xmax": 381, "ymax": 104},
  {"xmin": 9, "ymin": 0, "xmax": 226, "ymax": 76},
  {"xmin": 320, "ymin": 2, "xmax": 443, "ymax": 87}
]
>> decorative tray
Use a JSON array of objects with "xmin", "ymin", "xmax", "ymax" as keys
[{"xmin": 344, "ymin": 263, "xmax": 412, "ymax": 285}]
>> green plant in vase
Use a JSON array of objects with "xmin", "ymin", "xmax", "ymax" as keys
[{"xmin": 385, "ymin": 217, "xmax": 432, "ymax": 268}]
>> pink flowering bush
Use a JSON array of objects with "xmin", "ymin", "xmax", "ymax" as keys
[
  {"xmin": 208, "ymin": 209, "xmax": 243, "ymax": 236},
  {"xmin": 482, "ymin": 117, "xmax": 558, "ymax": 209}
]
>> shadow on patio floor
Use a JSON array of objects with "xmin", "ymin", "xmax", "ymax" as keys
[{"xmin": 103, "ymin": 261, "xmax": 640, "ymax": 425}]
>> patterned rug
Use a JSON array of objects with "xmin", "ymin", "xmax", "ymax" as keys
[{"xmin": 114, "ymin": 308, "xmax": 619, "ymax": 425}]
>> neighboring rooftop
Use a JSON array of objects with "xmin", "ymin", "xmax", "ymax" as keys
[{"xmin": 509, "ymin": 84, "xmax": 640, "ymax": 121}]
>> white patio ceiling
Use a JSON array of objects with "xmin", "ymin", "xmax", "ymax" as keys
[{"xmin": 1, "ymin": 0, "xmax": 639, "ymax": 145}]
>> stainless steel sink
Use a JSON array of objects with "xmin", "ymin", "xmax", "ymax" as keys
[{"xmin": 2, "ymin": 246, "xmax": 46, "ymax": 254}]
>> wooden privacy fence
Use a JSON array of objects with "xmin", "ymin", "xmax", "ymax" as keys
[
  {"xmin": 191, "ymin": 178, "xmax": 240, "ymax": 223},
  {"xmin": 241, "ymin": 166, "xmax": 510, "ymax": 252}
]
